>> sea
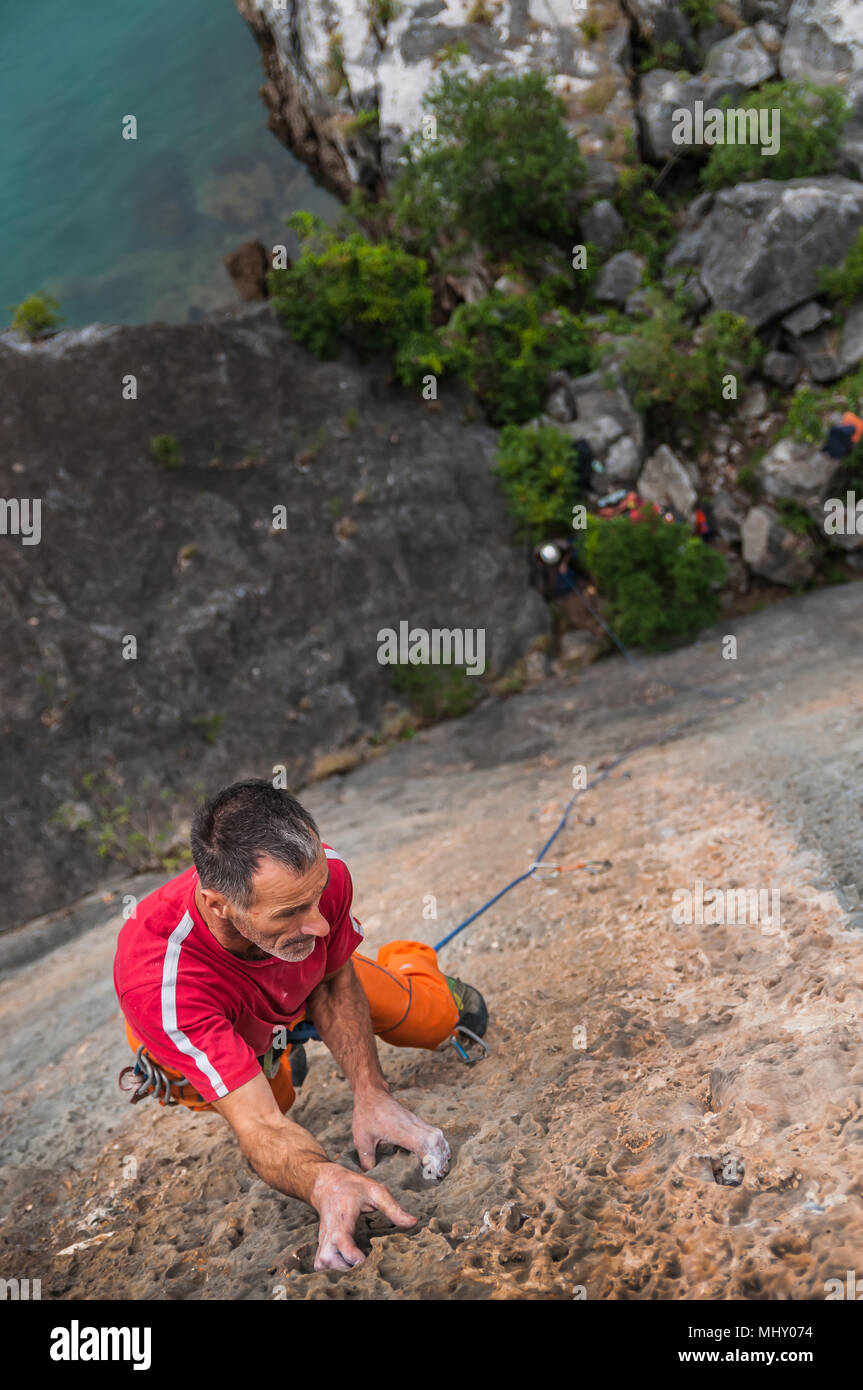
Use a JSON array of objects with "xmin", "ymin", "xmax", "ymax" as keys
[{"xmin": 0, "ymin": 0, "xmax": 338, "ymax": 328}]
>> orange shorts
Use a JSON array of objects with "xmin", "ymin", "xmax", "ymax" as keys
[{"xmin": 123, "ymin": 939, "xmax": 459, "ymax": 1115}]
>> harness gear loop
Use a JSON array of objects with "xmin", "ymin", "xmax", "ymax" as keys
[{"xmin": 118, "ymin": 1044, "xmax": 190, "ymax": 1106}]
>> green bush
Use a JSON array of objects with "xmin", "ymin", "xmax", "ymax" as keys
[
  {"xmin": 680, "ymin": 0, "xmax": 716, "ymax": 26},
  {"xmin": 269, "ymin": 212, "xmax": 433, "ymax": 361},
  {"xmin": 611, "ymin": 164, "xmax": 675, "ymax": 280},
  {"xmin": 8, "ymin": 291, "xmax": 62, "ymax": 340},
  {"xmin": 700, "ymin": 81, "xmax": 848, "ymax": 191},
  {"xmin": 584, "ymin": 512, "xmax": 726, "ymax": 649},
  {"xmin": 390, "ymin": 665, "xmax": 479, "ymax": 721},
  {"xmin": 494, "ymin": 423, "xmax": 584, "ymax": 539},
  {"xmin": 782, "ymin": 386, "xmax": 826, "ymax": 445},
  {"xmin": 440, "ymin": 290, "xmax": 593, "ymax": 425},
  {"xmin": 618, "ymin": 289, "xmax": 762, "ymax": 426},
  {"xmin": 150, "ymin": 434, "xmax": 182, "ymax": 469},
  {"xmin": 818, "ymin": 228, "xmax": 863, "ymax": 308},
  {"xmin": 392, "ymin": 70, "xmax": 586, "ymax": 260}
]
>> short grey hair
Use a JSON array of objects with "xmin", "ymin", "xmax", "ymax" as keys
[{"xmin": 190, "ymin": 779, "xmax": 320, "ymax": 908}]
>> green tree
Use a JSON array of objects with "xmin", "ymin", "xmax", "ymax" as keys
[
  {"xmin": 269, "ymin": 212, "xmax": 433, "ymax": 361},
  {"xmin": 393, "ymin": 70, "xmax": 586, "ymax": 261},
  {"xmin": 8, "ymin": 291, "xmax": 62, "ymax": 340},
  {"xmin": 618, "ymin": 288, "xmax": 762, "ymax": 426},
  {"xmin": 494, "ymin": 423, "xmax": 584, "ymax": 538},
  {"xmin": 440, "ymin": 289, "xmax": 593, "ymax": 425},
  {"xmin": 584, "ymin": 513, "xmax": 726, "ymax": 649}
]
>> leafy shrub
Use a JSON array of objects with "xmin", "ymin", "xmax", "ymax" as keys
[
  {"xmin": 583, "ymin": 512, "xmax": 726, "ymax": 649},
  {"xmin": 390, "ymin": 665, "xmax": 479, "ymax": 721},
  {"xmin": 701, "ymin": 81, "xmax": 848, "ymax": 191},
  {"xmin": 8, "ymin": 291, "xmax": 62, "ymax": 340},
  {"xmin": 782, "ymin": 386, "xmax": 826, "ymax": 445},
  {"xmin": 150, "ymin": 434, "xmax": 182, "ymax": 469},
  {"xmin": 269, "ymin": 213, "xmax": 433, "ymax": 361},
  {"xmin": 440, "ymin": 290, "xmax": 593, "ymax": 425},
  {"xmin": 818, "ymin": 228, "xmax": 863, "ymax": 308},
  {"xmin": 680, "ymin": 0, "xmax": 716, "ymax": 26},
  {"xmin": 392, "ymin": 70, "xmax": 586, "ymax": 260},
  {"xmin": 611, "ymin": 164, "xmax": 675, "ymax": 279},
  {"xmin": 494, "ymin": 423, "xmax": 584, "ymax": 538},
  {"xmin": 618, "ymin": 289, "xmax": 762, "ymax": 426}
]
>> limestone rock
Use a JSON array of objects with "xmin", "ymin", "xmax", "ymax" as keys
[
  {"xmin": 638, "ymin": 445, "xmax": 698, "ymax": 521},
  {"xmin": 666, "ymin": 177, "xmax": 863, "ymax": 328},
  {"xmin": 759, "ymin": 437, "xmax": 840, "ymax": 518},
  {"xmin": 594, "ymin": 252, "xmax": 646, "ymax": 307},
  {"xmin": 779, "ymin": 0, "xmax": 863, "ymax": 86},
  {"xmin": 742, "ymin": 504, "xmax": 817, "ymax": 583},
  {"xmin": 581, "ymin": 200, "xmax": 625, "ymax": 255},
  {"xmin": 705, "ymin": 28, "xmax": 777, "ymax": 86}
]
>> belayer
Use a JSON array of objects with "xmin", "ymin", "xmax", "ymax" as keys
[{"xmin": 114, "ymin": 779, "xmax": 488, "ymax": 1271}]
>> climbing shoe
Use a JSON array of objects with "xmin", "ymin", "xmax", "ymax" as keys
[
  {"xmin": 444, "ymin": 976, "xmax": 488, "ymax": 1038},
  {"xmin": 289, "ymin": 1043, "xmax": 308, "ymax": 1089}
]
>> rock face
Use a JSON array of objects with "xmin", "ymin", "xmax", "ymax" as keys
[
  {"xmin": 742, "ymin": 504, "xmax": 817, "ymax": 583},
  {"xmin": 0, "ymin": 306, "xmax": 544, "ymax": 930},
  {"xmin": 593, "ymin": 251, "xmax": 646, "ymax": 306},
  {"xmin": 779, "ymin": 0, "xmax": 863, "ymax": 86},
  {"xmin": 666, "ymin": 177, "xmax": 863, "ymax": 328},
  {"xmin": 235, "ymin": 0, "xmax": 637, "ymax": 196}
]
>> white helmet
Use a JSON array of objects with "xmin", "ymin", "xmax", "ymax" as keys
[{"xmin": 540, "ymin": 543, "xmax": 561, "ymax": 564}]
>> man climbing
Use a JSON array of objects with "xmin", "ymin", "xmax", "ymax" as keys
[{"xmin": 113, "ymin": 779, "xmax": 487, "ymax": 1272}]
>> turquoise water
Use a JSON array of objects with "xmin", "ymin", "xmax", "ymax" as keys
[{"xmin": 1, "ymin": 0, "xmax": 337, "ymax": 327}]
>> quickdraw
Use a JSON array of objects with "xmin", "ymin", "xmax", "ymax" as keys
[{"xmin": 118, "ymin": 1045, "xmax": 190, "ymax": 1106}]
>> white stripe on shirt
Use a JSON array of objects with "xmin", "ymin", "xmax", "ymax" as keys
[{"xmin": 161, "ymin": 911, "xmax": 229, "ymax": 1098}]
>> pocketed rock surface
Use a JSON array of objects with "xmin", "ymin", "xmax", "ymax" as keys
[{"xmin": 2, "ymin": 583, "xmax": 863, "ymax": 1300}]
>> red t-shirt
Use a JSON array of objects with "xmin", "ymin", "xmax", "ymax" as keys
[{"xmin": 113, "ymin": 846, "xmax": 363, "ymax": 1102}]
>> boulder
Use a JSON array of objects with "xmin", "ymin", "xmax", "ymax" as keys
[
  {"xmin": 568, "ymin": 414, "xmax": 624, "ymax": 459},
  {"xmin": 638, "ymin": 445, "xmax": 698, "ymax": 521},
  {"xmin": 637, "ymin": 70, "xmax": 742, "ymax": 163},
  {"xmin": 604, "ymin": 435, "xmax": 642, "ymax": 484},
  {"xmin": 759, "ymin": 437, "xmax": 841, "ymax": 519},
  {"xmin": 739, "ymin": 381, "xmax": 769, "ymax": 421},
  {"xmin": 780, "ymin": 301, "xmax": 832, "ymax": 337},
  {"xmin": 779, "ymin": 0, "xmax": 863, "ymax": 86},
  {"xmin": 666, "ymin": 177, "xmax": 863, "ymax": 329},
  {"xmin": 569, "ymin": 371, "xmax": 646, "ymax": 461},
  {"xmin": 705, "ymin": 28, "xmax": 777, "ymax": 86},
  {"xmin": 594, "ymin": 251, "xmax": 646, "ymax": 307},
  {"xmin": 712, "ymin": 488, "xmax": 746, "ymax": 542},
  {"xmin": 789, "ymin": 302, "xmax": 863, "ymax": 383},
  {"xmin": 222, "ymin": 239, "xmax": 272, "ymax": 301},
  {"xmin": 742, "ymin": 0, "xmax": 793, "ymax": 24},
  {"xmin": 763, "ymin": 349, "xmax": 800, "ymax": 387},
  {"xmin": 581, "ymin": 200, "xmax": 625, "ymax": 255},
  {"xmin": 741, "ymin": 504, "xmax": 817, "ymax": 583}
]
